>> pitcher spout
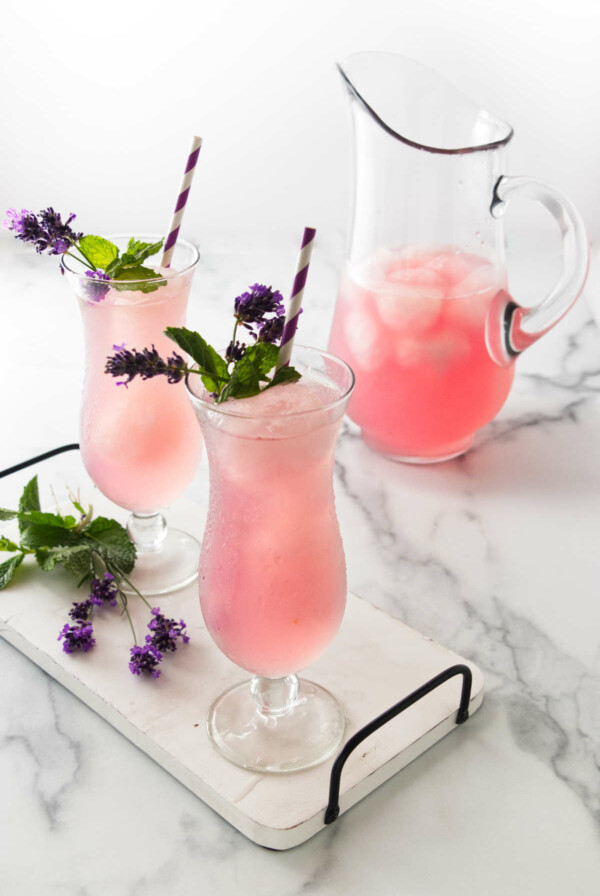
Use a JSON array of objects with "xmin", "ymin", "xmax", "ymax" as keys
[{"xmin": 337, "ymin": 52, "xmax": 513, "ymax": 154}]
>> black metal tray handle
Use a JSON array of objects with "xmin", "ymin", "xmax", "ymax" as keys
[
  {"xmin": 0, "ymin": 444, "xmax": 80, "ymax": 480},
  {"xmin": 324, "ymin": 663, "xmax": 473, "ymax": 824}
]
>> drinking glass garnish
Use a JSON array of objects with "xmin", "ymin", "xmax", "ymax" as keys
[
  {"xmin": 2, "ymin": 206, "xmax": 167, "ymax": 296},
  {"xmin": 105, "ymin": 282, "xmax": 301, "ymax": 402}
]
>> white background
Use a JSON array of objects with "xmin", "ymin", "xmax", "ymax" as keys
[{"xmin": 1, "ymin": 0, "xmax": 599, "ymax": 245}]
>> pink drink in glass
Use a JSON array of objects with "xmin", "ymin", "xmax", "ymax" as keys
[
  {"xmin": 328, "ymin": 246, "xmax": 515, "ymax": 461},
  {"xmin": 79, "ymin": 270, "xmax": 201, "ymax": 513},
  {"xmin": 195, "ymin": 375, "xmax": 348, "ymax": 678}
]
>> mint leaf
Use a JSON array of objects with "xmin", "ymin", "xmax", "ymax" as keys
[
  {"xmin": 0, "ymin": 536, "xmax": 20, "ymax": 552},
  {"xmin": 120, "ymin": 238, "xmax": 164, "ymax": 268},
  {"xmin": 217, "ymin": 343, "xmax": 279, "ymax": 403},
  {"xmin": 0, "ymin": 554, "xmax": 24, "ymax": 589},
  {"xmin": 18, "ymin": 476, "xmax": 40, "ymax": 535},
  {"xmin": 63, "ymin": 548, "xmax": 94, "ymax": 580},
  {"xmin": 105, "ymin": 238, "xmax": 163, "ymax": 278},
  {"xmin": 35, "ymin": 544, "xmax": 92, "ymax": 575},
  {"xmin": 0, "ymin": 509, "xmax": 18, "ymax": 521},
  {"xmin": 78, "ymin": 235, "xmax": 119, "ymax": 271},
  {"xmin": 18, "ymin": 511, "xmax": 77, "ymax": 529},
  {"xmin": 112, "ymin": 266, "xmax": 166, "ymax": 294},
  {"xmin": 84, "ymin": 518, "xmax": 136, "ymax": 574},
  {"xmin": 165, "ymin": 327, "xmax": 229, "ymax": 393},
  {"xmin": 247, "ymin": 343, "xmax": 279, "ymax": 377},
  {"xmin": 265, "ymin": 365, "xmax": 302, "ymax": 390},
  {"xmin": 20, "ymin": 524, "xmax": 83, "ymax": 551},
  {"xmin": 70, "ymin": 497, "xmax": 85, "ymax": 515}
]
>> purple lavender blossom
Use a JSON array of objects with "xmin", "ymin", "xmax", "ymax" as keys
[
  {"xmin": 68, "ymin": 599, "xmax": 93, "ymax": 623},
  {"xmin": 147, "ymin": 607, "xmax": 190, "ymax": 653},
  {"xmin": 84, "ymin": 268, "xmax": 111, "ymax": 301},
  {"xmin": 58, "ymin": 623, "xmax": 96, "ymax": 654},
  {"xmin": 89, "ymin": 572, "xmax": 118, "ymax": 607},
  {"xmin": 2, "ymin": 208, "xmax": 30, "ymax": 235},
  {"xmin": 105, "ymin": 345, "xmax": 187, "ymax": 386},
  {"xmin": 233, "ymin": 284, "xmax": 285, "ymax": 332},
  {"xmin": 4, "ymin": 206, "xmax": 82, "ymax": 256},
  {"xmin": 225, "ymin": 339, "xmax": 246, "ymax": 363},
  {"xmin": 129, "ymin": 642, "xmax": 163, "ymax": 678},
  {"xmin": 258, "ymin": 314, "xmax": 285, "ymax": 344}
]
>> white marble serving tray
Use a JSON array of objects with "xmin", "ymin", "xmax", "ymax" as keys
[{"xmin": 0, "ymin": 486, "xmax": 484, "ymax": 850}]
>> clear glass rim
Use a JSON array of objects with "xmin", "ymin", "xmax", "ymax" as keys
[
  {"xmin": 62, "ymin": 232, "xmax": 200, "ymax": 284},
  {"xmin": 185, "ymin": 345, "xmax": 355, "ymax": 420},
  {"xmin": 338, "ymin": 51, "xmax": 514, "ymax": 155}
]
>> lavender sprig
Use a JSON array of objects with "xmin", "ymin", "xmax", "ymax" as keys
[
  {"xmin": 129, "ymin": 643, "xmax": 163, "ymax": 679},
  {"xmin": 3, "ymin": 207, "xmax": 83, "ymax": 256},
  {"xmin": 234, "ymin": 283, "xmax": 285, "ymax": 333},
  {"xmin": 58, "ymin": 623, "xmax": 96, "ymax": 654},
  {"xmin": 147, "ymin": 608, "xmax": 190, "ymax": 653},
  {"xmin": 105, "ymin": 345, "xmax": 187, "ymax": 387}
]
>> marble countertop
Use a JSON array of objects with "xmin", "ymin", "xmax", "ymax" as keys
[{"xmin": 1, "ymin": 231, "xmax": 599, "ymax": 894}]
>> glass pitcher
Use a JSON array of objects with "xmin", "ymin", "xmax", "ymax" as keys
[{"xmin": 327, "ymin": 52, "xmax": 589, "ymax": 463}]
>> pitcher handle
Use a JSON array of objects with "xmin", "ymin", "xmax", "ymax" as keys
[{"xmin": 486, "ymin": 175, "xmax": 589, "ymax": 366}]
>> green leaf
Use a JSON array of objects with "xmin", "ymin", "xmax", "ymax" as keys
[
  {"xmin": 0, "ymin": 509, "xmax": 18, "ymax": 521},
  {"xmin": 104, "ymin": 238, "xmax": 163, "ymax": 279},
  {"xmin": 63, "ymin": 549, "xmax": 94, "ymax": 580},
  {"xmin": 35, "ymin": 544, "xmax": 92, "ymax": 576},
  {"xmin": 78, "ymin": 235, "xmax": 119, "ymax": 271},
  {"xmin": 18, "ymin": 476, "xmax": 40, "ymax": 535},
  {"xmin": 71, "ymin": 497, "xmax": 85, "ymax": 515},
  {"xmin": 18, "ymin": 511, "xmax": 77, "ymax": 529},
  {"xmin": 84, "ymin": 517, "xmax": 136, "ymax": 574},
  {"xmin": 248, "ymin": 343, "xmax": 279, "ymax": 377},
  {"xmin": 217, "ymin": 343, "xmax": 279, "ymax": 403},
  {"xmin": 165, "ymin": 327, "xmax": 229, "ymax": 393},
  {"xmin": 120, "ymin": 238, "xmax": 164, "ymax": 267},
  {"xmin": 0, "ymin": 554, "xmax": 24, "ymax": 589},
  {"xmin": 265, "ymin": 364, "xmax": 302, "ymax": 390},
  {"xmin": 0, "ymin": 536, "xmax": 21, "ymax": 552},
  {"xmin": 112, "ymin": 265, "xmax": 166, "ymax": 294},
  {"xmin": 20, "ymin": 523, "xmax": 83, "ymax": 551}
]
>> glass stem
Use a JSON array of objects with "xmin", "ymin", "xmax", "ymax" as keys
[
  {"xmin": 127, "ymin": 512, "xmax": 167, "ymax": 553},
  {"xmin": 250, "ymin": 674, "xmax": 299, "ymax": 717}
]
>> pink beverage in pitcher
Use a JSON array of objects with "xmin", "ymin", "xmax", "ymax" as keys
[
  {"xmin": 194, "ymin": 374, "xmax": 348, "ymax": 678},
  {"xmin": 328, "ymin": 246, "xmax": 515, "ymax": 461},
  {"xmin": 79, "ymin": 270, "xmax": 201, "ymax": 512}
]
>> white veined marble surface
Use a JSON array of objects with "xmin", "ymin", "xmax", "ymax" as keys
[{"xmin": 0, "ymin": 230, "xmax": 599, "ymax": 894}]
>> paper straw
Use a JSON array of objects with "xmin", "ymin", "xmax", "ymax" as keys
[
  {"xmin": 161, "ymin": 136, "xmax": 202, "ymax": 268},
  {"xmin": 276, "ymin": 227, "xmax": 316, "ymax": 369}
]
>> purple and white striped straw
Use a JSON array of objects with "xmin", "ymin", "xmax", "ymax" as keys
[
  {"xmin": 161, "ymin": 136, "xmax": 202, "ymax": 268},
  {"xmin": 276, "ymin": 226, "xmax": 316, "ymax": 370}
]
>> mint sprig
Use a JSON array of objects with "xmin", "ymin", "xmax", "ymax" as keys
[
  {"xmin": 0, "ymin": 476, "xmax": 135, "ymax": 590},
  {"xmin": 165, "ymin": 327, "xmax": 300, "ymax": 403},
  {"xmin": 80, "ymin": 235, "xmax": 166, "ymax": 294}
]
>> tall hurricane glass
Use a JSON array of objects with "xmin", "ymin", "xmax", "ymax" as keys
[
  {"xmin": 187, "ymin": 347, "xmax": 355, "ymax": 772},
  {"xmin": 64, "ymin": 235, "xmax": 202, "ymax": 595}
]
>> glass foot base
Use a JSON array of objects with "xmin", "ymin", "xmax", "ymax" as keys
[
  {"xmin": 121, "ymin": 528, "xmax": 200, "ymax": 597},
  {"xmin": 363, "ymin": 433, "xmax": 474, "ymax": 464},
  {"xmin": 207, "ymin": 678, "xmax": 346, "ymax": 773}
]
